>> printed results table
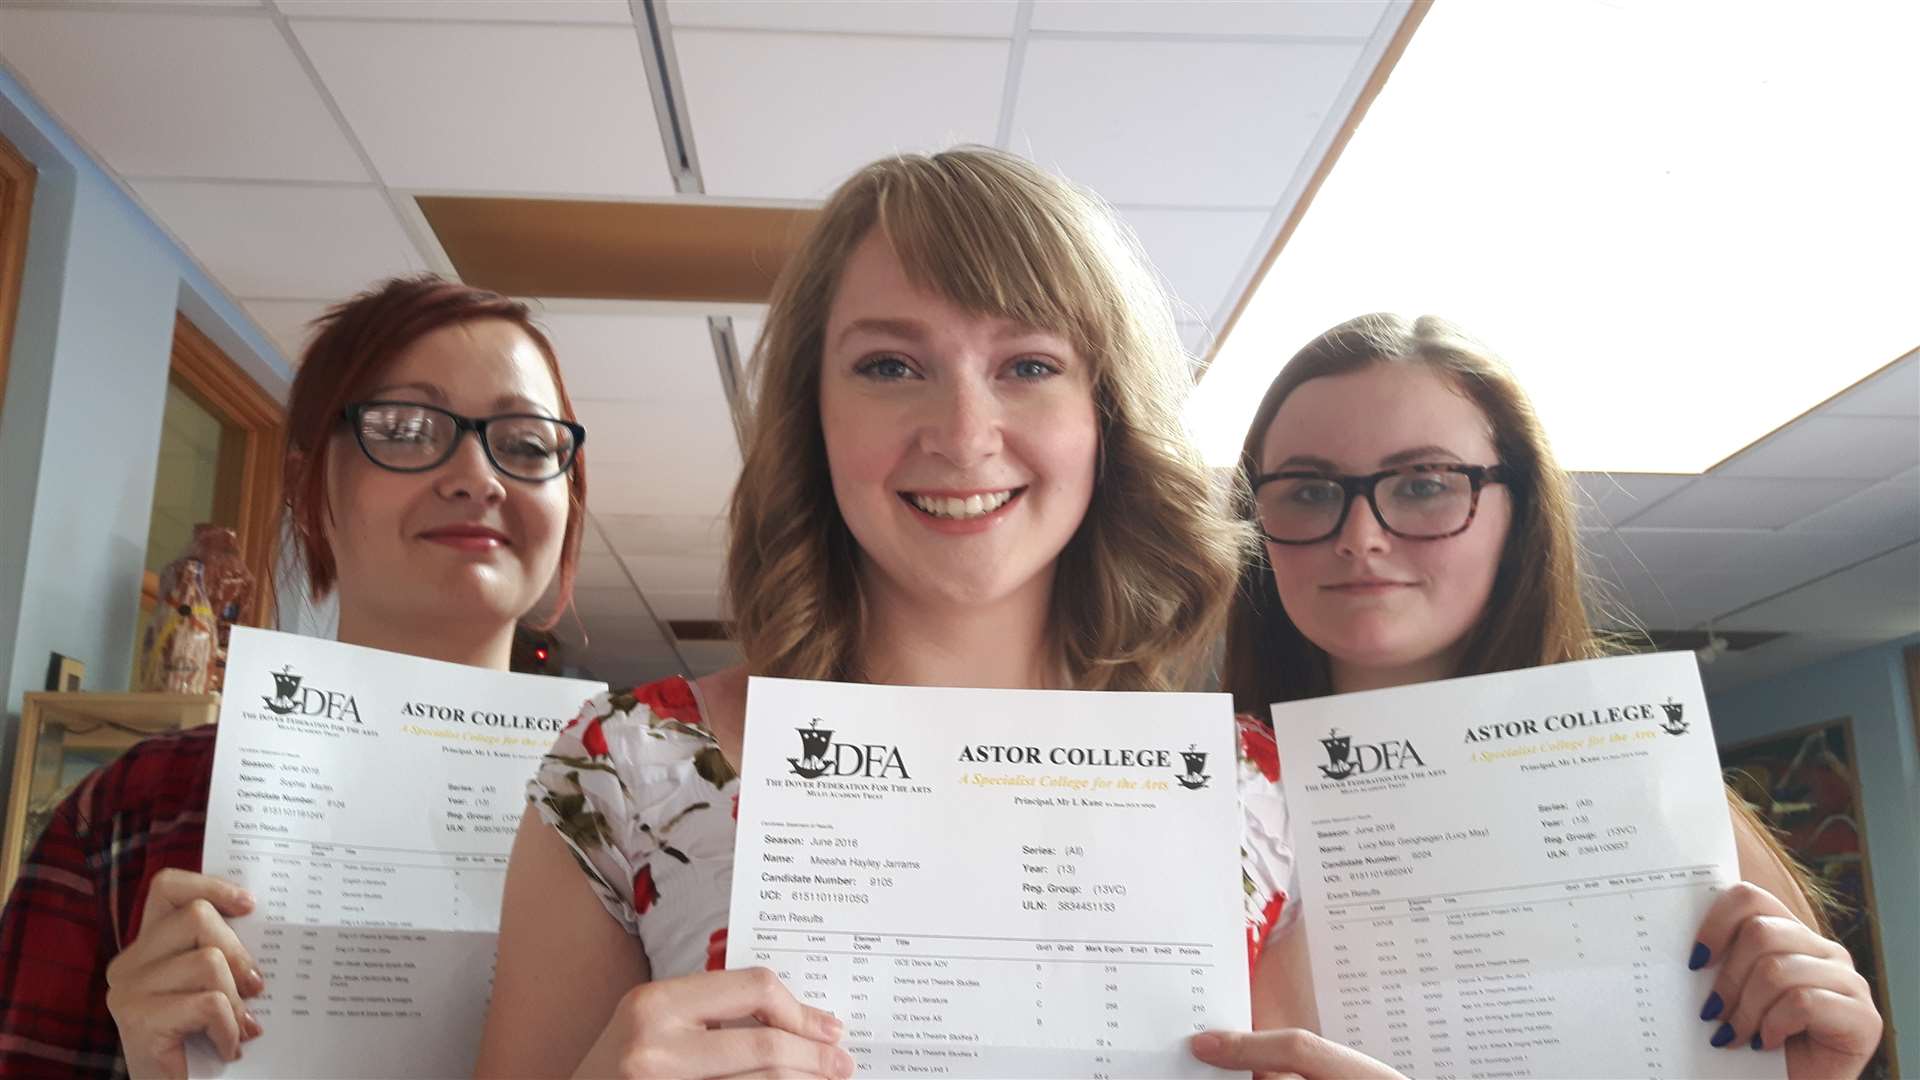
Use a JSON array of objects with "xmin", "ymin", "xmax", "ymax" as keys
[
  {"xmin": 217, "ymin": 834, "xmax": 506, "ymax": 1024},
  {"xmin": 1319, "ymin": 864, "xmax": 1724, "ymax": 1080},
  {"xmin": 743, "ymin": 925, "xmax": 1223, "ymax": 1078}
]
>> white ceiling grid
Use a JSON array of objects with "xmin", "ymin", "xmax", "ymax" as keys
[
  {"xmin": 2, "ymin": 1, "xmax": 1912, "ymax": 692},
  {"xmin": 1577, "ymin": 351, "xmax": 1920, "ymax": 688}
]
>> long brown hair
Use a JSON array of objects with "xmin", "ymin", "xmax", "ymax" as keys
[
  {"xmin": 1221, "ymin": 312, "xmax": 1833, "ymax": 928},
  {"xmin": 1222, "ymin": 313, "xmax": 1601, "ymax": 719},
  {"xmin": 283, "ymin": 274, "xmax": 587, "ymax": 629},
  {"xmin": 726, "ymin": 147, "xmax": 1246, "ymax": 690}
]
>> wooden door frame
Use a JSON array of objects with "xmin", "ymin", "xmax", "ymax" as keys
[
  {"xmin": 146, "ymin": 315, "xmax": 286, "ymax": 625},
  {"xmin": 0, "ymin": 131, "xmax": 35, "ymax": 419}
]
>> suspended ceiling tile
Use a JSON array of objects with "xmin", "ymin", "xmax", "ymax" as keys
[
  {"xmin": 576, "ymin": 613, "xmax": 673, "ymax": 650},
  {"xmin": 1121, "ymin": 207, "xmax": 1269, "ymax": 325},
  {"xmin": 620, "ymin": 553, "xmax": 725, "ymax": 594},
  {"xmin": 1008, "ymin": 37, "xmax": 1362, "ymax": 207},
  {"xmin": 596, "ymin": 513, "xmax": 728, "ymax": 556},
  {"xmin": 1620, "ymin": 477, "xmax": 1871, "ymax": 530},
  {"xmin": 673, "ymin": 28, "xmax": 1006, "ymax": 199},
  {"xmin": 291, "ymin": 19, "xmax": 674, "ymax": 195},
  {"xmin": 278, "ymin": 0, "xmax": 633, "ymax": 21},
  {"xmin": 648, "ymin": 589, "xmax": 727, "ymax": 621},
  {"xmin": 572, "ymin": 586, "xmax": 648, "ymax": 617},
  {"xmin": 1714, "ymin": 416, "xmax": 1920, "ymax": 480},
  {"xmin": 1718, "ymin": 543, "xmax": 1920, "ymax": 636},
  {"xmin": 572, "ymin": 399, "xmax": 740, "ymax": 517},
  {"xmin": 1571, "ymin": 472, "xmax": 1693, "ymax": 528},
  {"xmin": 573, "ymin": 552, "xmax": 634, "ymax": 591},
  {"xmin": 1785, "ymin": 467, "xmax": 1920, "ymax": 547},
  {"xmin": 1028, "ymin": 0, "xmax": 1391, "ymax": 38},
  {"xmin": 0, "ymin": 7, "xmax": 366, "ymax": 181},
  {"xmin": 131, "ymin": 180, "xmax": 423, "ymax": 298},
  {"xmin": 241, "ymin": 299, "xmax": 332, "ymax": 364},
  {"xmin": 667, "ymin": 0, "xmax": 1018, "ymax": 36},
  {"xmin": 572, "ymin": 398, "xmax": 740, "ymax": 463},
  {"xmin": 1603, "ymin": 570, "xmax": 1786, "ymax": 632},
  {"xmin": 533, "ymin": 311, "xmax": 722, "ymax": 403},
  {"xmin": 1823, "ymin": 351, "xmax": 1917, "ymax": 417},
  {"xmin": 1582, "ymin": 527, "xmax": 1769, "ymax": 580}
]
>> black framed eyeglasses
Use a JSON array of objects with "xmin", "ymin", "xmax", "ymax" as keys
[
  {"xmin": 343, "ymin": 401, "xmax": 585, "ymax": 483},
  {"xmin": 1252, "ymin": 463, "xmax": 1511, "ymax": 545}
]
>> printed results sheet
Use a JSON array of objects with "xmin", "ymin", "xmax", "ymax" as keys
[
  {"xmin": 189, "ymin": 627, "xmax": 602, "ymax": 1078},
  {"xmin": 1273, "ymin": 652, "xmax": 1785, "ymax": 1079},
  {"xmin": 728, "ymin": 677, "xmax": 1250, "ymax": 1078}
]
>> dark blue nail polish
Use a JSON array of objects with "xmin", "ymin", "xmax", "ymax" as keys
[
  {"xmin": 1711, "ymin": 1024, "xmax": 1735, "ymax": 1048},
  {"xmin": 1689, "ymin": 942, "xmax": 1711, "ymax": 970},
  {"xmin": 1700, "ymin": 992, "xmax": 1723, "ymax": 1021},
  {"xmin": 1750, "ymin": 1034, "xmax": 1764, "ymax": 1051}
]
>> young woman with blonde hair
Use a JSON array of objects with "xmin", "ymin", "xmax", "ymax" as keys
[
  {"xmin": 475, "ymin": 147, "xmax": 1291, "ymax": 1078},
  {"xmin": 1190, "ymin": 313, "xmax": 1883, "ymax": 1080}
]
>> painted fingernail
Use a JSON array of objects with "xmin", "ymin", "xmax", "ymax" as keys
[
  {"xmin": 822, "ymin": 1013, "xmax": 844, "ymax": 1039},
  {"xmin": 1700, "ymin": 992, "xmax": 1723, "ymax": 1021},
  {"xmin": 247, "ymin": 968, "xmax": 266, "ymax": 993},
  {"xmin": 1689, "ymin": 942, "xmax": 1711, "ymax": 970},
  {"xmin": 242, "ymin": 1010, "xmax": 262, "ymax": 1039},
  {"xmin": 1710, "ymin": 1023, "xmax": 1735, "ymax": 1048},
  {"xmin": 1751, "ymin": 1034, "xmax": 1764, "ymax": 1051}
]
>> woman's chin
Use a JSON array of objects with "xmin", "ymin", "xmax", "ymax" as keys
[{"xmin": 423, "ymin": 569, "xmax": 533, "ymax": 623}]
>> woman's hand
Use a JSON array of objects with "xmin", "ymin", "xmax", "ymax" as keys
[
  {"xmin": 104, "ymin": 869, "xmax": 265, "ymax": 1079},
  {"xmin": 572, "ymin": 967, "xmax": 853, "ymax": 1079},
  {"xmin": 1191, "ymin": 1028, "xmax": 1407, "ymax": 1079},
  {"xmin": 1693, "ymin": 881, "xmax": 1882, "ymax": 1078}
]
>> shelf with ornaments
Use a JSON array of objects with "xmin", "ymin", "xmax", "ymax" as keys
[{"xmin": 1, "ymin": 691, "xmax": 218, "ymax": 899}]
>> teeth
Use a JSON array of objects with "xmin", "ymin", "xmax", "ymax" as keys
[{"xmin": 909, "ymin": 490, "xmax": 1014, "ymax": 520}]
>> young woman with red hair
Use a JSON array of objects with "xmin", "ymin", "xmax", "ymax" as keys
[{"xmin": 0, "ymin": 275, "xmax": 589, "ymax": 1080}]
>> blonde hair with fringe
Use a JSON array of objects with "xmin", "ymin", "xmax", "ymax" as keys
[{"xmin": 726, "ymin": 147, "xmax": 1248, "ymax": 691}]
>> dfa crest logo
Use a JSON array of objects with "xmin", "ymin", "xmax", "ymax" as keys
[
  {"xmin": 1659, "ymin": 698, "xmax": 1689, "ymax": 736},
  {"xmin": 261, "ymin": 665, "xmax": 363, "ymax": 724},
  {"xmin": 786, "ymin": 718, "xmax": 910, "ymax": 780},
  {"xmin": 1175, "ymin": 744, "xmax": 1210, "ymax": 790},
  {"xmin": 1317, "ymin": 727, "xmax": 1424, "ymax": 781}
]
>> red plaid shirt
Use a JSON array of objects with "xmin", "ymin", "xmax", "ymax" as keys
[{"xmin": 0, "ymin": 726, "xmax": 216, "ymax": 1077}]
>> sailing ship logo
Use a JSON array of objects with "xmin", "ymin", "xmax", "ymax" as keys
[
  {"xmin": 264, "ymin": 666, "xmax": 302, "ymax": 715},
  {"xmin": 788, "ymin": 719, "xmax": 835, "ymax": 779},
  {"xmin": 1659, "ymin": 698, "xmax": 1689, "ymax": 736},
  {"xmin": 1318, "ymin": 728, "xmax": 1357, "ymax": 780},
  {"xmin": 1175, "ymin": 744, "xmax": 1210, "ymax": 790}
]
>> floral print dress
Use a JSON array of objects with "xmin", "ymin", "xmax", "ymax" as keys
[{"xmin": 529, "ymin": 676, "xmax": 1298, "ymax": 981}]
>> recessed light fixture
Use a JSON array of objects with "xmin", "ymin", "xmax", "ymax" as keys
[{"xmin": 1190, "ymin": 0, "xmax": 1919, "ymax": 474}]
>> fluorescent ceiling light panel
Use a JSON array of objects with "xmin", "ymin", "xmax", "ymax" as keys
[{"xmin": 1192, "ymin": 0, "xmax": 1919, "ymax": 473}]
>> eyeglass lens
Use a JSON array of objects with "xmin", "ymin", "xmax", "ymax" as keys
[
  {"xmin": 1257, "ymin": 470, "xmax": 1476, "ymax": 542},
  {"xmin": 355, "ymin": 403, "xmax": 576, "ymax": 480}
]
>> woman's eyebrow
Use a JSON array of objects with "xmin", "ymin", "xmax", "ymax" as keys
[{"xmin": 1379, "ymin": 445, "xmax": 1464, "ymax": 467}]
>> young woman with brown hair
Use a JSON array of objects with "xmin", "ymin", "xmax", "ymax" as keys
[
  {"xmin": 474, "ymin": 147, "xmax": 1280, "ymax": 1079},
  {"xmin": 1191, "ymin": 313, "xmax": 1883, "ymax": 1079},
  {"xmin": 0, "ymin": 275, "xmax": 589, "ymax": 1079}
]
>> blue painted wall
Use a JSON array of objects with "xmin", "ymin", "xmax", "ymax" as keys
[
  {"xmin": 1710, "ymin": 633, "xmax": 1920, "ymax": 1072},
  {"xmin": 0, "ymin": 66, "xmax": 292, "ymax": 798}
]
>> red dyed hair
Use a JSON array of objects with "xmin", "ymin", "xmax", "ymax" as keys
[{"xmin": 282, "ymin": 274, "xmax": 586, "ymax": 629}]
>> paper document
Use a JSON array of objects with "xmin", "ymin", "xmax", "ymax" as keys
[
  {"xmin": 1272, "ymin": 652, "xmax": 1784, "ymax": 1079},
  {"xmin": 727, "ymin": 677, "xmax": 1251, "ymax": 1078},
  {"xmin": 189, "ymin": 627, "xmax": 602, "ymax": 1078}
]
